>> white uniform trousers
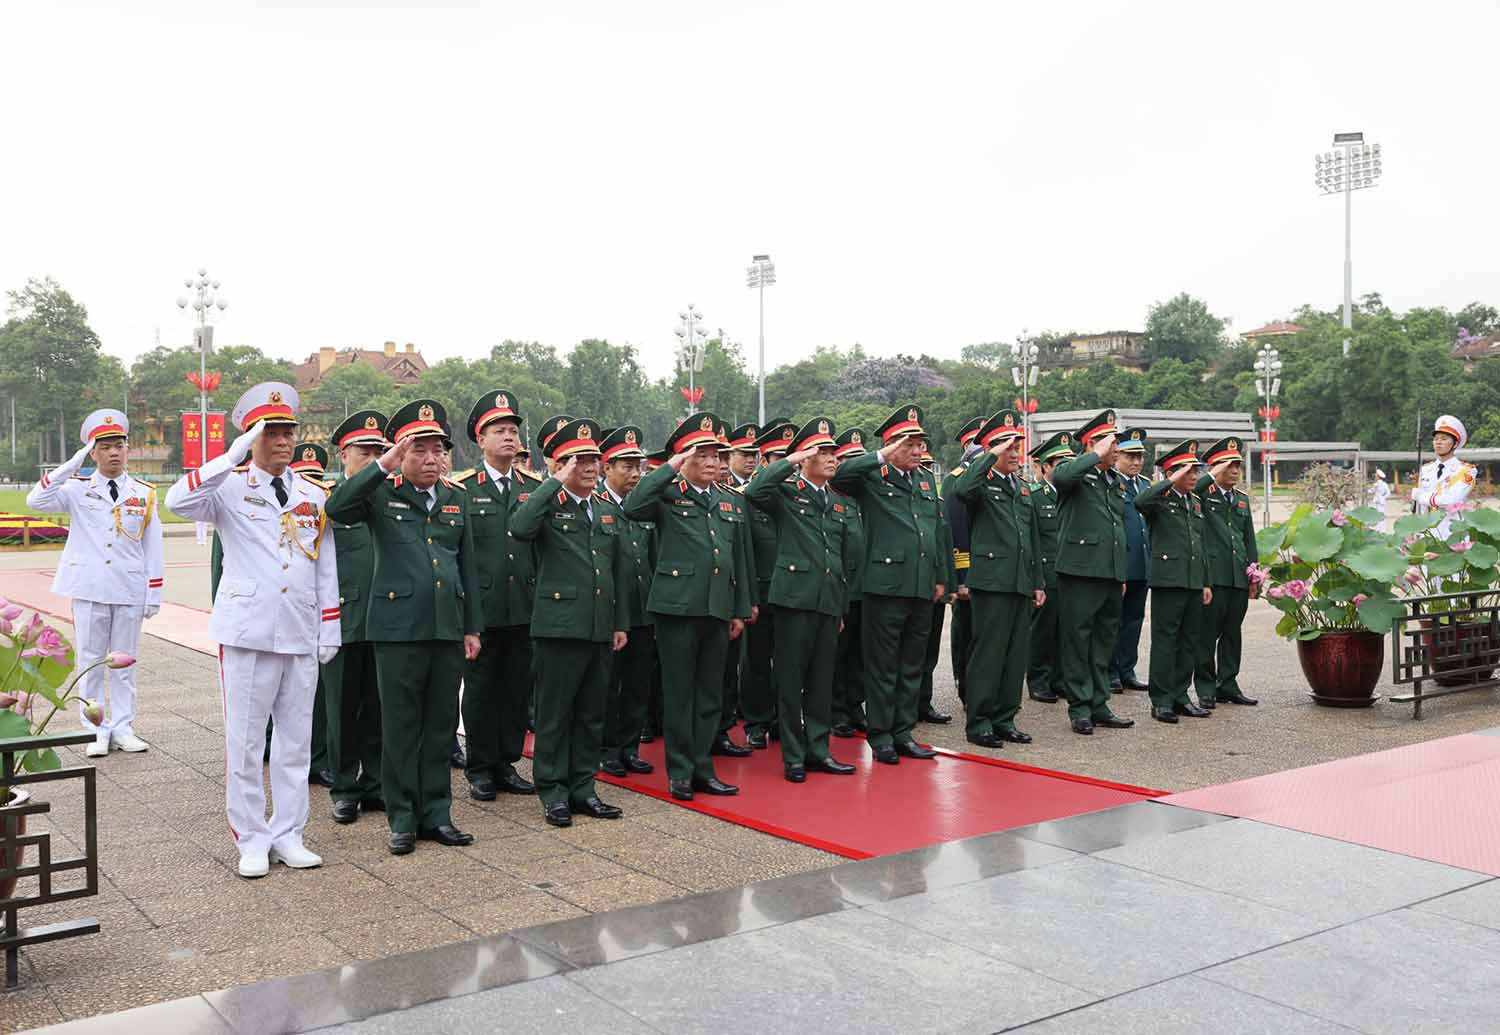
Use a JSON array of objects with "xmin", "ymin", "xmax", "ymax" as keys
[
  {"xmin": 71, "ymin": 600, "xmax": 144, "ymax": 740},
  {"xmin": 218, "ymin": 645, "xmax": 317, "ymax": 858}
]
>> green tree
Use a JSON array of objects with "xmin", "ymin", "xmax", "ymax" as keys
[
  {"xmin": 0, "ymin": 277, "xmax": 105, "ymax": 468},
  {"xmin": 564, "ymin": 339, "xmax": 650, "ymax": 425},
  {"xmin": 1144, "ymin": 292, "xmax": 1226, "ymax": 364},
  {"xmin": 129, "ymin": 343, "xmax": 294, "ymax": 468}
]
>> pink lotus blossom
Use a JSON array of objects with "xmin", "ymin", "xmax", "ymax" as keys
[
  {"xmin": 1452, "ymin": 540, "xmax": 1475, "ymax": 553},
  {"xmin": 1405, "ymin": 566, "xmax": 1425, "ymax": 585},
  {"xmin": 1332, "ymin": 509, "xmax": 1348, "ymax": 527},
  {"xmin": 15, "ymin": 613, "xmax": 42, "ymax": 646},
  {"xmin": 1404, "ymin": 534, "xmax": 1421, "ymax": 549},
  {"xmin": 104, "ymin": 651, "xmax": 136, "ymax": 669},
  {"xmin": 1245, "ymin": 563, "xmax": 1270, "ymax": 587},
  {"xmin": 1284, "ymin": 580, "xmax": 1310, "ymax": 601},
  {"xmin": 3, "ymin": 691, "xmax": 33, "ymax": 714},
  {"xmin": 0, "ymin": 602, "xmax": 21, "ymax": 622},
  {"xmin": 1267, "ymin": 585, "xmax": 1286, "ymax": 599},
  {"xmin": 0, "ymin": 618, "xmax": 11, "ymax": 637},
  {"xmin": 20, "ymin": 626, "xmax": 68, "ymax": 662},
  {"xmin": 81, "ymin": 700, "xmax": 104, "ymax": 726},
  {"xmin": 1353, "ymin": 593, "xmax": 1369, "ymax": 606}
]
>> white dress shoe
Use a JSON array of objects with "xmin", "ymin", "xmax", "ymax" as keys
[
  {"xmin": 269, "ymin": 843, "xmax": 323, "ymax": 869},
  {"xmin": 112, "ymin": 733, "xmax": 149, "ymax": 753},
  {"xmin": 238, "ymin": 851, "xmax": 270, "ymax": 879},
  {"xmin": 85, "ymin": 739, "xmax": 109, "ymax": 758}
]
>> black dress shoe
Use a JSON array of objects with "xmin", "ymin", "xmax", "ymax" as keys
[
  {"xmin": 1196, "ymin": 698, "xmax": 1217, "ymax": 711},
  {"xmin": 1071, "ymin": 718, "xmax": 1095, "ymax": 735},
  {"xmin": 388, "ymin": 832, "xmax": 416, "ymax": 855},
  {"xmin": 418, "ymin": 824, "xmax": 475, "ymax": 846},
  {"xmin": 308, "ymin": 769, "xmax": 335, "ymax": 787},
  {"xmin": 669, "ymin": 780, "xmax": 694, "ymax": 801},
  {"xmin": 851, "ymin": 717, "xmax": 868, "ymax": 732},
  {"xmin": 895, "ymin": 739, "xmax": 938, "ymax": 759},
  {"xmin": 1175, "ymin": 703, "xmax": 1212, "ymax": 718},
  {"xmin": 784, "ymin": 765, "xmax": 806, "ymax": 783},
  {"xmin": 573, "ymin": 797, "xmax": 623, "ymax": 819},
  {"xmin": 918, "ymin": 704, "xmax": 952, "ymax": 724},
  {"xmin": 692, "ymin": 776, "xmax": 739, "ymax": 796},
  {"xmin": 1110, "ymin": 680, "xmax": 1123, "ymax": 694},
  {"xmin": 544, "ymin": 803, "xmax": 572, "ymax": 827},
  {"xmin": 967, "ymin": 732, "xmax": 1003, "ymax": 749},
  {"xmin": 1094, "ymin": 713, "xmax": 1135, "ymax": 729},
  {"xmin": 831, "ymin": 723, "xmax": 857, "ymax": 738},
  {"xmin": 808, "ymin": 756, "xmax": 856, "ymax": 775},
  {"xmin": 449, "ymin": 748, "xmax": 467, "ymax": 770},
  {"xmin": 998, "ymin": 728, "xmax": 1033, "ymax": 744},
  {"xmin": 468, "ymin": 777, "xmax": 497, "ymax": 801},
  {"xmin": 1221, "ymin": 691, "xmax": 1259, "ymax": 705},
  {"xmin": 872, "ymin": 744, "xmax": 900, "ymax": 765},
  {"xmin": 599, "ymin": 757, "xmax": 627, "ymax": 778},
  {"xmin": 1030, "ymin": 689, "xmax": 1061, "ymax": 703},
  {"xmin": 496, "ymin": 768, "xmax": 535, "ymax": 795},
  {"xmin": 1120, "ymin": 677, "xmax": 1150, "ymax": 691},
  {"xmin": 639, "ymin": 730, "xmax": 656, "ymax": 743},
  {"xmin": 331, "ymin": 799, "xmax": 360, "ymax": 824},
  {"xmin": 361, "ymin": 797, "xmax": 385, "ymax": 812},
  {"xmin": 746, "ymin": 729, "xmax": 769, "ymax": 750},
  {"xmin": 1152, "ymin": 707, "xmax": 1180, "ymax": 724},
  {"xmin": 710, "ymin": 733, "xmax": 752, "ymax": 758},
  {"xmin": 622, "ymin": 754, "xmax": 654, "ymax": 774}
]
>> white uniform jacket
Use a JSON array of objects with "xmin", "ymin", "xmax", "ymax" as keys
[
  {"xmin": 1415, "ymin": 456, "xmax": 1477, "ymax": 539},
  {"xmin": 165, "ymin": 455, "xmax": 340, "ymax": 655},
  {"xmin": 27, "ymin": 461, "xmax": 163, "ymax": 607}
]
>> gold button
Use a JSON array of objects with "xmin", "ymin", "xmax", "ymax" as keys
[
  {"xmin": 714, "ymin": 567, "xmax": 720, "ymax": 575},
  {"xmin": 596, "ymin": 588, "xmax": 601, "ymax": 596},
  {"xmin": 432, "ymin": 558, "xmax": 438, "ymax": 566},
  {"xmin": 884, "ymin": 557, "xmax": 892, "ymax": 564},
  {"xmin": 339, "ymin": 596, "xmax": 345, "ymax": 603},
  {"xmin": 508, "ymin": 554, "xmax": 514, "ymax": 560},
  {"xmin": 789, "ymin": 564, "xmax": 797, "ymax": 572},
  {"xmin": 427, "ymin": 537, "xmax": 433, "ymax": 545},
  {"xmin": 553, "ymin": 592, "xmax": 561, "ymax": 600},
  {"xmin": 672, "ymin": 569, "xmax": 680, "ymax": 576},
  {"xmin": 436, "ymin": 579, "xmax": 443, "ymax": 588},
  {"xmin": 507, "ymin": 531, "xmax": 513, "ymax": 537},
  {"xmin": 389, "ymin": 591, "xmax": 396, "ymax": 600}
]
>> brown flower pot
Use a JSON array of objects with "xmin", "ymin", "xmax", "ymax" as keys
[
  {"xmin": 1296, "ymin": 630, "xmax": 1384, "ymax": 707},
  {"xmin": 1418, "ymin": 618, "xmax": 1500, "ymax": 688},
  {"xmin": 1, "ymin": 787, "xmax": 31, "ymax": 901}
]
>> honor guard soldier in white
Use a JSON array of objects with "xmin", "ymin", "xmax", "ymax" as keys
[
  {"xmin": 26, "ymin": 409, "xmax": 163, "ymax": 757},
  {"xmin": 165, "ymin": 382, "xmax": 341, "ymax": 879},
  {"xmin": 1413, "ymin": 414, "xmax": 1477, "ymax": 539}
]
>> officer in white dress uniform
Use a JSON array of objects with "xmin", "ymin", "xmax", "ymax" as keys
[
  {"xmin": 165, "ymin": 383, "xmax": 341, "ymax": 879},
  {"xmin": 26, "ymin": 409, "xmax": 163, "ymax": 757},
  {"xmin": 1412, "ymin": 414, "xmax": 1477, "ymax": 540}
]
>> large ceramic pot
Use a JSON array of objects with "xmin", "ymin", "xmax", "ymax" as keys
[
  {"xmin": 1419, "ymin": 618, "xmax": 1500, "ymax": 687},
  {"xmin": 0, "ymin": 787, "xmax": 31, "ymax": 901},
  {"xmin": 1296, "ymin": 630, "xmax": 1384, "ymax": 707}
]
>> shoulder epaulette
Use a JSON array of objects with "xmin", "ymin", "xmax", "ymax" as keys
[
  {"xmin": 297, "ymin": 471, "xmax": 332, "ymax": 491},
  {"xmin": 722, "ymin": 482, "xmax": 744, "ymax": 495},
  {"xmin": 950, "ymin": 466, "xmax": 965, "ymax": 478},
  {"xmin": 440, "ymin": 476, "xmax": 456, "ymax": 489},
  {"xmin": 233, "ymin": 463, "xmax": 251, "ymax": 473},
  {"xmin": 71, "ymin": 474, "xmax": 89, "ymax": 481},
  {"xmin": 451, "ymin": 468, "xmax": 477, "ymax": 483}
]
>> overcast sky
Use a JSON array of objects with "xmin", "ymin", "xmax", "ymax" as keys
[{"xmin": 4, "ymin": 1, "xmax": 1497, "ymax": 381}]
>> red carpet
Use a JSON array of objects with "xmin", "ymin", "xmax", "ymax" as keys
[{"xmin": 1165, "ymin": 734, "xmax": 1500, "ymax": 876}]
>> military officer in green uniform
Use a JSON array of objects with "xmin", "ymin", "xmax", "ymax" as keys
[
  {"xmin": 323, "ymin": 413, "xmax": 389, "ymax": 823},
  {"xmin": 452, "ymin": 390, "xmax": 540, "ymax": 800},
  {"xmin": 1194, "ymin": 437, "xmax": 1260, "ymax": 707},
  {"xmin": 623, "ymin": 412, "xmax": 755, "ymax": 800},
  {"xmin": 1132, "ymin": 439, "xmax": 1213, "ymax": 724},
  {"xmin": 510, "ymin": 418, "xmax": 629, "ymax": 827},
  {"xmin": 1025, "ymin": 431, "xmax": 1074, "ymax": 704},
  {"xmin": 746, "ymin": 417, "xmax": 857, "ymax": 781},
  {"xmin": 536, "ymin": 416, "xmax": 574, "ymax": 475},
  {"xmin": 713, "ymin": 421, "xmax": 755, "ymax": 758},
  {"xmin": 952, "ymin": 410, "xmax": 1045, "ymax": 747},
  {"xmin": 917, "ymin": 446, "xmax": 954, "ymax": 725},
  {"xmin": 831, "ymin": 404, "xmax": 952, "ymax": 765},
  {"xmin": 946, "ymin": 416, "xmax": 984, "ymax": 708},
  {"xmin": 640, "ymin": 446, "xmax": 670, "ymax": 743},
  {"xmin": 738, "ymin": 420, "xmax": 796, "ymax": 750},
  {"xmin": 1110, "ymin": 427, "xmax": 1152, "ymax": 693},
  {"xmin": 326, "ymin": 399, "xmax": 483, "ymax": 855},
  {"xmin": 830, "ymin": 428, "xmax": 869, "ymax": 737},
  {"xmin": 1052, "ymin": 410, "xmax": 1136, "ymax": 735},
  {"xmin": 596, "ymin": 425, "xmax": 659, "ymax": 777}
]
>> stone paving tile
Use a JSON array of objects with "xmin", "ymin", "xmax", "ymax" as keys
[
  {"xmin": 439, "ymin": 890, "xmax": 590, "ymax": 937},
  {"xmin": 1411, "ymin": 877, "xmax": 1500, "ymax": 931},
  {"xmin": 322, "ymin": 913, "xmax": 477, "ymax": 962},
  {"xmin": 1010, "ymin": 974, "xmax": 1354, "ymax": 1033},
  {"xmin": 550, "ymin": 872, "xmax": 692, "ymax": 912}
]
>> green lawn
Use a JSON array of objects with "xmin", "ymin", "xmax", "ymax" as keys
[{"xmin": 0, "ymin": 488, "xmax": 190, "ymax": 524}]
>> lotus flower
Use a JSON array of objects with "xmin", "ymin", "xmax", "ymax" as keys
[
  {"xmin": 1353, "ymin": 593, "xmax": 1369, "ymax": 606},
  {"xmin": 1405, "ymin": 566, "xmax": 1425, "ymax": 585},
  {"xmin": 0, "ymin": 602, "xmax": 21, "ymax": 622},
  {"xmin": 1404, "ymin": 534, "xmax": 1421, "ymax": 549},
  {"xmin": 21, "ymin": 626, "xmax": 68, "ymax": 662},
  {"xmin": 1285, "ymin": 579, "xmax": 1310, "ymax": 601},
  {"xmin": 104, "ymin": 651, "xmax": 136, "ymax": 669},
  {"xmin": 1245, "ymin": 563, "xmax": 1270, "ymax": 587},
  {"xmin": 4, "ymin": 691, "xmax": 33, "ymax": 714},
  {"xmin": 81, "ymin": 699, "xmax": 104, "ymax": 726},
  {"xmin": 15, "ymin": 613, "xmax": 42, "ymax": 646},
  {"xmin": 1452, "ymin": 540, "xmax": 1475, "ymax": 553},
  {"xmin": 1267, "ymin": 585, "xmax": 1286, "ymax": 599},
  {"xmin": 1332, "ymin": 509, "xmax": 1348, "ymax": 527}
]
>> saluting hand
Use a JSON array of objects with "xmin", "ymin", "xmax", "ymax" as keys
[
  {"xmin": 786, "ymin": 446, "xmax": 818, "ymax": 465},
  {"xmin": 556, "ymin": 454, "xmax": 580, "ymax": 482},
  {"xmin": 1169, "ymin": 464, "xmax": 1197, "ymax": 492},
  {"xmin": 1091, "ymin": 433, "xmax": 1116, "ymax": 460},
  {"xmin": 667, "ymin": 450, "xmax": 689, "ymax": 472},
  {"xmin": 463, "ymin": 634, "xmax": 481, "ymax": 661},
  {"xmin": 378, "ymin": 434, "xmax": 414, "ymax": 475},
  {"xmin": 226, "ymin": 421, "xmax": 265, "ymax": 466}
]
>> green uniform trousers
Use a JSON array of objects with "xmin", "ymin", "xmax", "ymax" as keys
[
  {"xmin": 861, "ymin": 594, "xmax": 932, "ymax": 750},
  {"xmin": 654, "ymin": 615, "xmax": 731, "ymax": 784},
  {"xmin": 1056, "ymin": 574, "xmax": 1123, "ymax": 722},
  {"xmin": 461, "ymin": 624, "xmax": 532, "ymax": 783},
  {"xmin": 606, "ymin": 624, "xmax": 656, "ymax": 761},
  {"xmin": 1194, "ymin": 586, "xmax": 1248, "ymax": 702},
  {"xmin": 719, "ymin": 628, "xmax": 743, "ymax": 734},
  {"xmin": 373, "ymin": 641, "xmax": 462, "ymax": 834},
  {"xmin": 950, "ymin": 596, "xmax": 972, "ymax": 706},
  {"xmin": 532, "ymin": 638, "xmax": 609, "ymax": 808},
  {"xmin": 966, "ymin": 590, "xmax": 1031, "ymax": 738},
  {"xmin": 307, "ymin": 678, "xmax": 329, "ymax": 777},
  {"xmin": 832, "ymin": 600, "xmax": 866, "ymax": 726},
  {"xmin": 322, "ymin": 642, "xmax": 382, "ymax": 805},
  {"xmin": 742, "ymin": 607, "xmax": 777, "ymax": 736},
  {"xmin": 1027, "ymin": 593, "xmax": 1063, "ymax": 698},
  {"xmin": 774, "ymin": 607, "xmax": 838, "ymax": 767},
  {"xmin": 919, "ymin": 600, "xmax": 945, "ymax": 709},
  {"xmin": 1148, "ymin": 587, "xmax": 1201, "ymax": 710}
]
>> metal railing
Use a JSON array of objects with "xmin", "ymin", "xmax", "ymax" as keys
[{"xmin": 1391, "ymin": 591, "xmax": 1500, "ymax": 719}]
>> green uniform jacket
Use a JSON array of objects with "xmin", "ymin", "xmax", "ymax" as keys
[
  {"xmin": 328, "ymin": 476, "xmax": 375, "ymax": 644},
  {"xmin": 1195, "ymin": 475, "xmax": 1255, "ymax": 589},
  {"xmin": 743, "ymin": 486, "xmax": 778, "ymax": 606},
  {"xmin": 622, "ymin": 462, "xmax": 754, "ymax": 620},
  {"xmin": 1030, "ymin": 478, "xmax": 1063, "ymax": 590},
  {"xmin": 745, "ymin": 459, "xmax": 849, "ymax": 617},
  {"xmin": 831, "ymin": 452, "xmax": 953, "ymax": 598},
  {"xmin": 325, "ymin": 464, "xmax": 482, "ymax": 641},
  {"xmin": 452, "ymin": 466, "xmax": 542, "ymax": 628},
  {"xmin": 1052, "ymin": 452, "xmax": 1128, "ymax": 582},
  {"xmin": 601, "ymin": 487, "xmax": 656, "ymax": 628},
  {"xmin": 835, "ymin": 489, "xmax": 867, "ymax": 604},
  {"xmin": 952, "ymin": 454, "xmax": 1043, "ymax": 595},
  {"xmin": 1133, "ymin": 479, "xmax": 1211, "ymax": 590},
  {"xmin": 510, "ymin": 478, "xmax": 628, "ymax": 642}
]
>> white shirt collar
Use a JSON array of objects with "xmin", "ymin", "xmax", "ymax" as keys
[{"xmin": 484, "ymin": 461, "xmax": 512, "ymax": 484}]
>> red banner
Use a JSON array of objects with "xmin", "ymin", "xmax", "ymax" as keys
[{"xmin": 182, "ymin": 412, "xmax": 227, "ymax": 469}]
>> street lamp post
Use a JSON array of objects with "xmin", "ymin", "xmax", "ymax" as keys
[
  {"xmin": 674, "ymin": 304, "xmax": 708, "ymax": 414},
  {"xmin": 1315, "ymin": 133, "xmax": 1382, "ymax": 356},
  {"xmin": 1010, "ymin": 330, "xmax": 1040, "ymax": 448},
  {"xmin": 746, "ymin": 255, "xmax": 775, "ymax": 425},
  {"xmin": 175, "ymin": 268, "xmax": 228, "ymax": 461},
  {"xmin": 1255, "ymin": 345, "xmax": 1283, "ymax": 525}
]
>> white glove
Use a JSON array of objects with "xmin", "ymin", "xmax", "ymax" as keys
[
  {"xmin": 318, "ymin": 645, "xmax": 339, "ymax": 665},
  {"xmin": 70, "ymin": 441, "xmax": 95, "ymax": 469},
  {"xmin": 226, "ymin": 422, "xmax": 265, "ymax": 466},
  {"xmin": 144, "ymin": 605, "xmax": 160, "ymax": 620}
]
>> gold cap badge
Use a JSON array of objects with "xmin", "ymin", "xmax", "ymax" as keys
[
  {"xmin": 907, "ymin": 408, "xmax": 918, "ymax": 422},
  {"xmin": 418, "ymin": 403, "xmax": 434, "ymax": 421},
  {"xmin": 269, "ymin": 390, "xmax": 284, "ymax": 404},
  {"xmin": 700, "ymin": 416, "xmax": 714, "ymax": 432},
  {"xmin": 302, "ymin": 447, "xmax": 316, "ymax": 461},
  {"xmin": 624, "ymin": 429, "xmax": 637, "ymax": 444},
  {"xmin": 818, "ymin": 420, "xmax": 829, "ymax": 434},
  {"xmin": 1003, "ymin": 413, "xmax": 1014, "ymax": 427},
  {"xmin": 851, "ymin": 431, "xmax": 862, "ymax": 443},
  {"xmin": 579, "ymin": 424, "xmax": 592, "ymax": 440},
  {"xmin": 364, "ymin": 416, "xmax": 379, "ymax": 429}
]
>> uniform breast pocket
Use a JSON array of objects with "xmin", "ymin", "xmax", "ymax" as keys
[
  {"xmin": 375, "ymin": 578, "xmax": 412, "ymax": 603},
  {"xmin": 383, "ymin": 511, "xmax": 420, "ymax": 542},
  {"xmin": 216, "ymin": 578, "xmax": 257, "ymax": 607},
  {"xmin": 656, "ymin": 562, "xmax": 695, "ymax": 579},
  {"xmin": 540, "ymin": 584, "xmax": 577, "ymax": 603},
  {"xmin": 1073, "ymin": 533, "xmax": 1099, "ymax": 546},
  {"xmin": 874, "ymin": 551, "xmax": 906, "ymax": 566}
]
